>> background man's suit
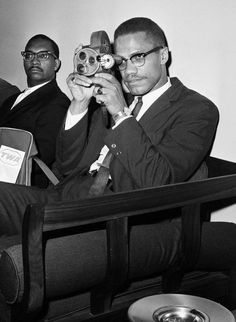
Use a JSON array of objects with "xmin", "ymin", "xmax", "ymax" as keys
[
  {"xmin": 0, "ymin": 79, "xmax": 70, "ymax": 187},
  {"xmin": 0, "ymin": 78, "xmax": 20, "ymax": 106}
]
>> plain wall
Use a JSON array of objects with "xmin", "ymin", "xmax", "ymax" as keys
[{"xmin": 0, "ymin": 0, "xmax": 236, "ymax": 221}]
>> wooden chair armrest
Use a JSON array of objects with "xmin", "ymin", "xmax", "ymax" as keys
[
  {"xmin": 207, "ymin": 156, "xmax": 236, "ymax": 177},
  {"xmin": 21, "ymin": 173, "xmax": 236, "ymax": 316}
]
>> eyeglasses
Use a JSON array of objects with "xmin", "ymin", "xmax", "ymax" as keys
[
  {"xmin": 117, "ymin": 46, "xmax": 163, "ymax": 71},
  {"xmin": 21, "ymin": 51, "xmax": 57, "ymax": 61}
]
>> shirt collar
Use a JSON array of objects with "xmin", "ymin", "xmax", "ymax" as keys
[
  {"xmin": 140, "ymin": 77, "xmax": 171, "ymax": 106},
  {"xmin": 128, "ymin": 78, "xmax": 172, "ymax": 120},
  {"xmin": 24, "ymin": 80, "xmax": 50, "ymax": 94}
]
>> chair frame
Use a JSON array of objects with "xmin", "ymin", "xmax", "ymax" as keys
[{"xmin": 17, "ymin": 168, "xmax": 236, "ymax": 321}]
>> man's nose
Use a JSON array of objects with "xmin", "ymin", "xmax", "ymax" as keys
[
  {"xmin": 31, "ymin": 55, "xmax": 41, "ymax": 64},
  {"xmin": 124, "ymin": 59, "xmax": 137, "ymax": 75}
]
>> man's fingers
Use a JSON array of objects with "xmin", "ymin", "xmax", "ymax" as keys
[
  {"xmin": 91, "ymin": 74, "xmax": 120, "ymax": 91},
  {"xmin": 67, "ymin": 73, "xmax": 93, "ymax": 87}
]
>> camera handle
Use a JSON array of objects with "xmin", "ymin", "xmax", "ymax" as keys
[
  {"xmin": 90, "ymin": 30, "xmax": 111, "ymax": 56},
  {"xmin": 90, "ymin": 30, "xmax": 112, "ymax": 128}
]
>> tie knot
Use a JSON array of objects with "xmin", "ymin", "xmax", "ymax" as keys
[
  {"xmin": 132, "ymin": 96, "xmax": 143, "ymax": 118},
  {"xmin": 137, "ymin": 96, "xmax": 142, "ymax": 102}
]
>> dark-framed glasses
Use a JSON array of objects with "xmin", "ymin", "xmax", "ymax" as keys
[
  {"xmin": 21, "ymin": 51, "xmax": 57, "ymax": 61},
  {"xmin": 117, "ymin": 46, "xmax": 163, "ymax": 71}
]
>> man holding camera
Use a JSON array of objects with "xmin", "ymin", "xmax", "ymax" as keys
[{"xmin": 0, "ymin": 17, "xmax": 236, "ymax": 303}]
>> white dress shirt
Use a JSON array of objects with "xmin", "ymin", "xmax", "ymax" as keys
[{"xmin": 11, "ymin": 81, "xmax": 50, "ymax": 109}]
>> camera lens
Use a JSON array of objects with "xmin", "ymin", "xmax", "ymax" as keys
[
  {"xmin": 89, "ymin": 56, "xmax": 95, "ymax": 65},
  {"xmin": 79, "ymin": 51, "xmax": 86, "ymax": 61},
  {"xmin": 77, "ymin": 64, "xmax": 86, "ymax": 74}
]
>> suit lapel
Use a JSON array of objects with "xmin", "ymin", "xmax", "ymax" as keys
[
  {"xmin": 0, "ymin": 80, "xmax": 57, "ymax": 124},
  {"xmin": 139, "ymin": 77, "xmax": 184, "ymax": 130},
  {"xmin": 13, "ymin": 80, "xmax": 57, "ymax": 110}
]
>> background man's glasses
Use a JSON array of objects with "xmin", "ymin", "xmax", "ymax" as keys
[
  {"xmin": 117, "ymin": 46, "xmax": 163, "ymax": 71},
  {"xmin": 21, "ymin": 51, "xmax": 57, "ymax": 61}
]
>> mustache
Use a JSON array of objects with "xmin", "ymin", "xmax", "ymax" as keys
[
  {"xmin": 28, "ymin": 66, "xmax": 43, "ymax": 72},
  {"xmin": 123, "ymin": 75, "xmax": 144, "ymax": 82}
]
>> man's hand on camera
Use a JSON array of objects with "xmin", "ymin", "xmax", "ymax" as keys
[
  {"xmin": 91, "ymin": 72, "xmax": 127, "ymax": 116},
  {"xmin": 67, "ymin": 72, "xmax": 94, "ymax": 115}
]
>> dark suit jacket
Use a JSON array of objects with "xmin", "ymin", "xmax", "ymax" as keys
[
  {"xmin": 54, "ymin": 77, "xmax": 219, "ymax": 198},
  {"xmin": 0, "ymin": 78, "xmax": 20, "ymax": 106},
  {"xmin": 0, "ymin": 79, "xmax": 70, "ymax": 187}
]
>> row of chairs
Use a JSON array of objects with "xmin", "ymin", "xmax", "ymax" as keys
[{"xmin": 0, "ymin": 156, "xmax": 235, "ymax": 321}]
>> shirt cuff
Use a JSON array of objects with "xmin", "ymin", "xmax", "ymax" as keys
[
  {"xmin": 112, "ymin": 115, "xmax": 132, "ymax": 129},
  {"xmin": 64, "ymin": 108, "xmax": 88, "ymax": 130}
]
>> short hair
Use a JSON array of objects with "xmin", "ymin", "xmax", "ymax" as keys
[
  {"xmin": 25, "ymin": 34, "xmax": 59, "ymax": 58},
  {"xmin": 114, "ymin": 17, "xmax": 167, "ymax": 47}
]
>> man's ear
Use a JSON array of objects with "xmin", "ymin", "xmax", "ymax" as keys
[
  {"xmin": 54, "ymin": 58, "xmax": 61, "ymax": 72},
  {"xmin": 160, "ymin": 47, "xmax": 169, "ymax": 65}
]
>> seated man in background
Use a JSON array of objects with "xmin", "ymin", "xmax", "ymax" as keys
[
  {"xmin": 0, "ymin": 78, "xmax": 20, "ymax": 106},
  {"xmin": 0, "ymin": 34, "xmax": 70, "ymax": 187},
  {"xmin": 0, "ymin": 17, "xmax": 236, "ymax": 306}
]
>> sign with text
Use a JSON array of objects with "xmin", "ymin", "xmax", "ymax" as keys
[{"xmin": 0, "ymin": 145, "xmax": 25, "ymax": 183}]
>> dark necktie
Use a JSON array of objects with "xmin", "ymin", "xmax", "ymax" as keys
[
  {"xmin": 88, "ymin": 97, "xmax": 143, "ymax": 197},
  {"xmin": 132, "ymin": 96, "xmax": 143, "ymax": 118},
  {"xmin": 88, "ymin": 151, "xmax": 113, "ymax": 197}
]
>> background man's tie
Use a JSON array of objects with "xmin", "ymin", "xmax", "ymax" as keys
[{"xmin": 88, "ymin": 96, "xmax": 143, "ymax": 197}]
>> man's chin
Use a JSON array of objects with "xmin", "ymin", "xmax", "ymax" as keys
[
  {"xmin": 27, "ymin": 76, "xmax": 45, "ymax": 87},
  {"xmin": 129, "ymin": 86, "xmax": 147, "ymax": 96},
  {"xmin": 28, "ymin": 73, "xmax": 43, "ymax": 80}
]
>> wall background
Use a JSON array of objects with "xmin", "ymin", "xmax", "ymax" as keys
[{"xmin": 0, "ymin": 0, "xmax": 236, "ymax": 221}]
